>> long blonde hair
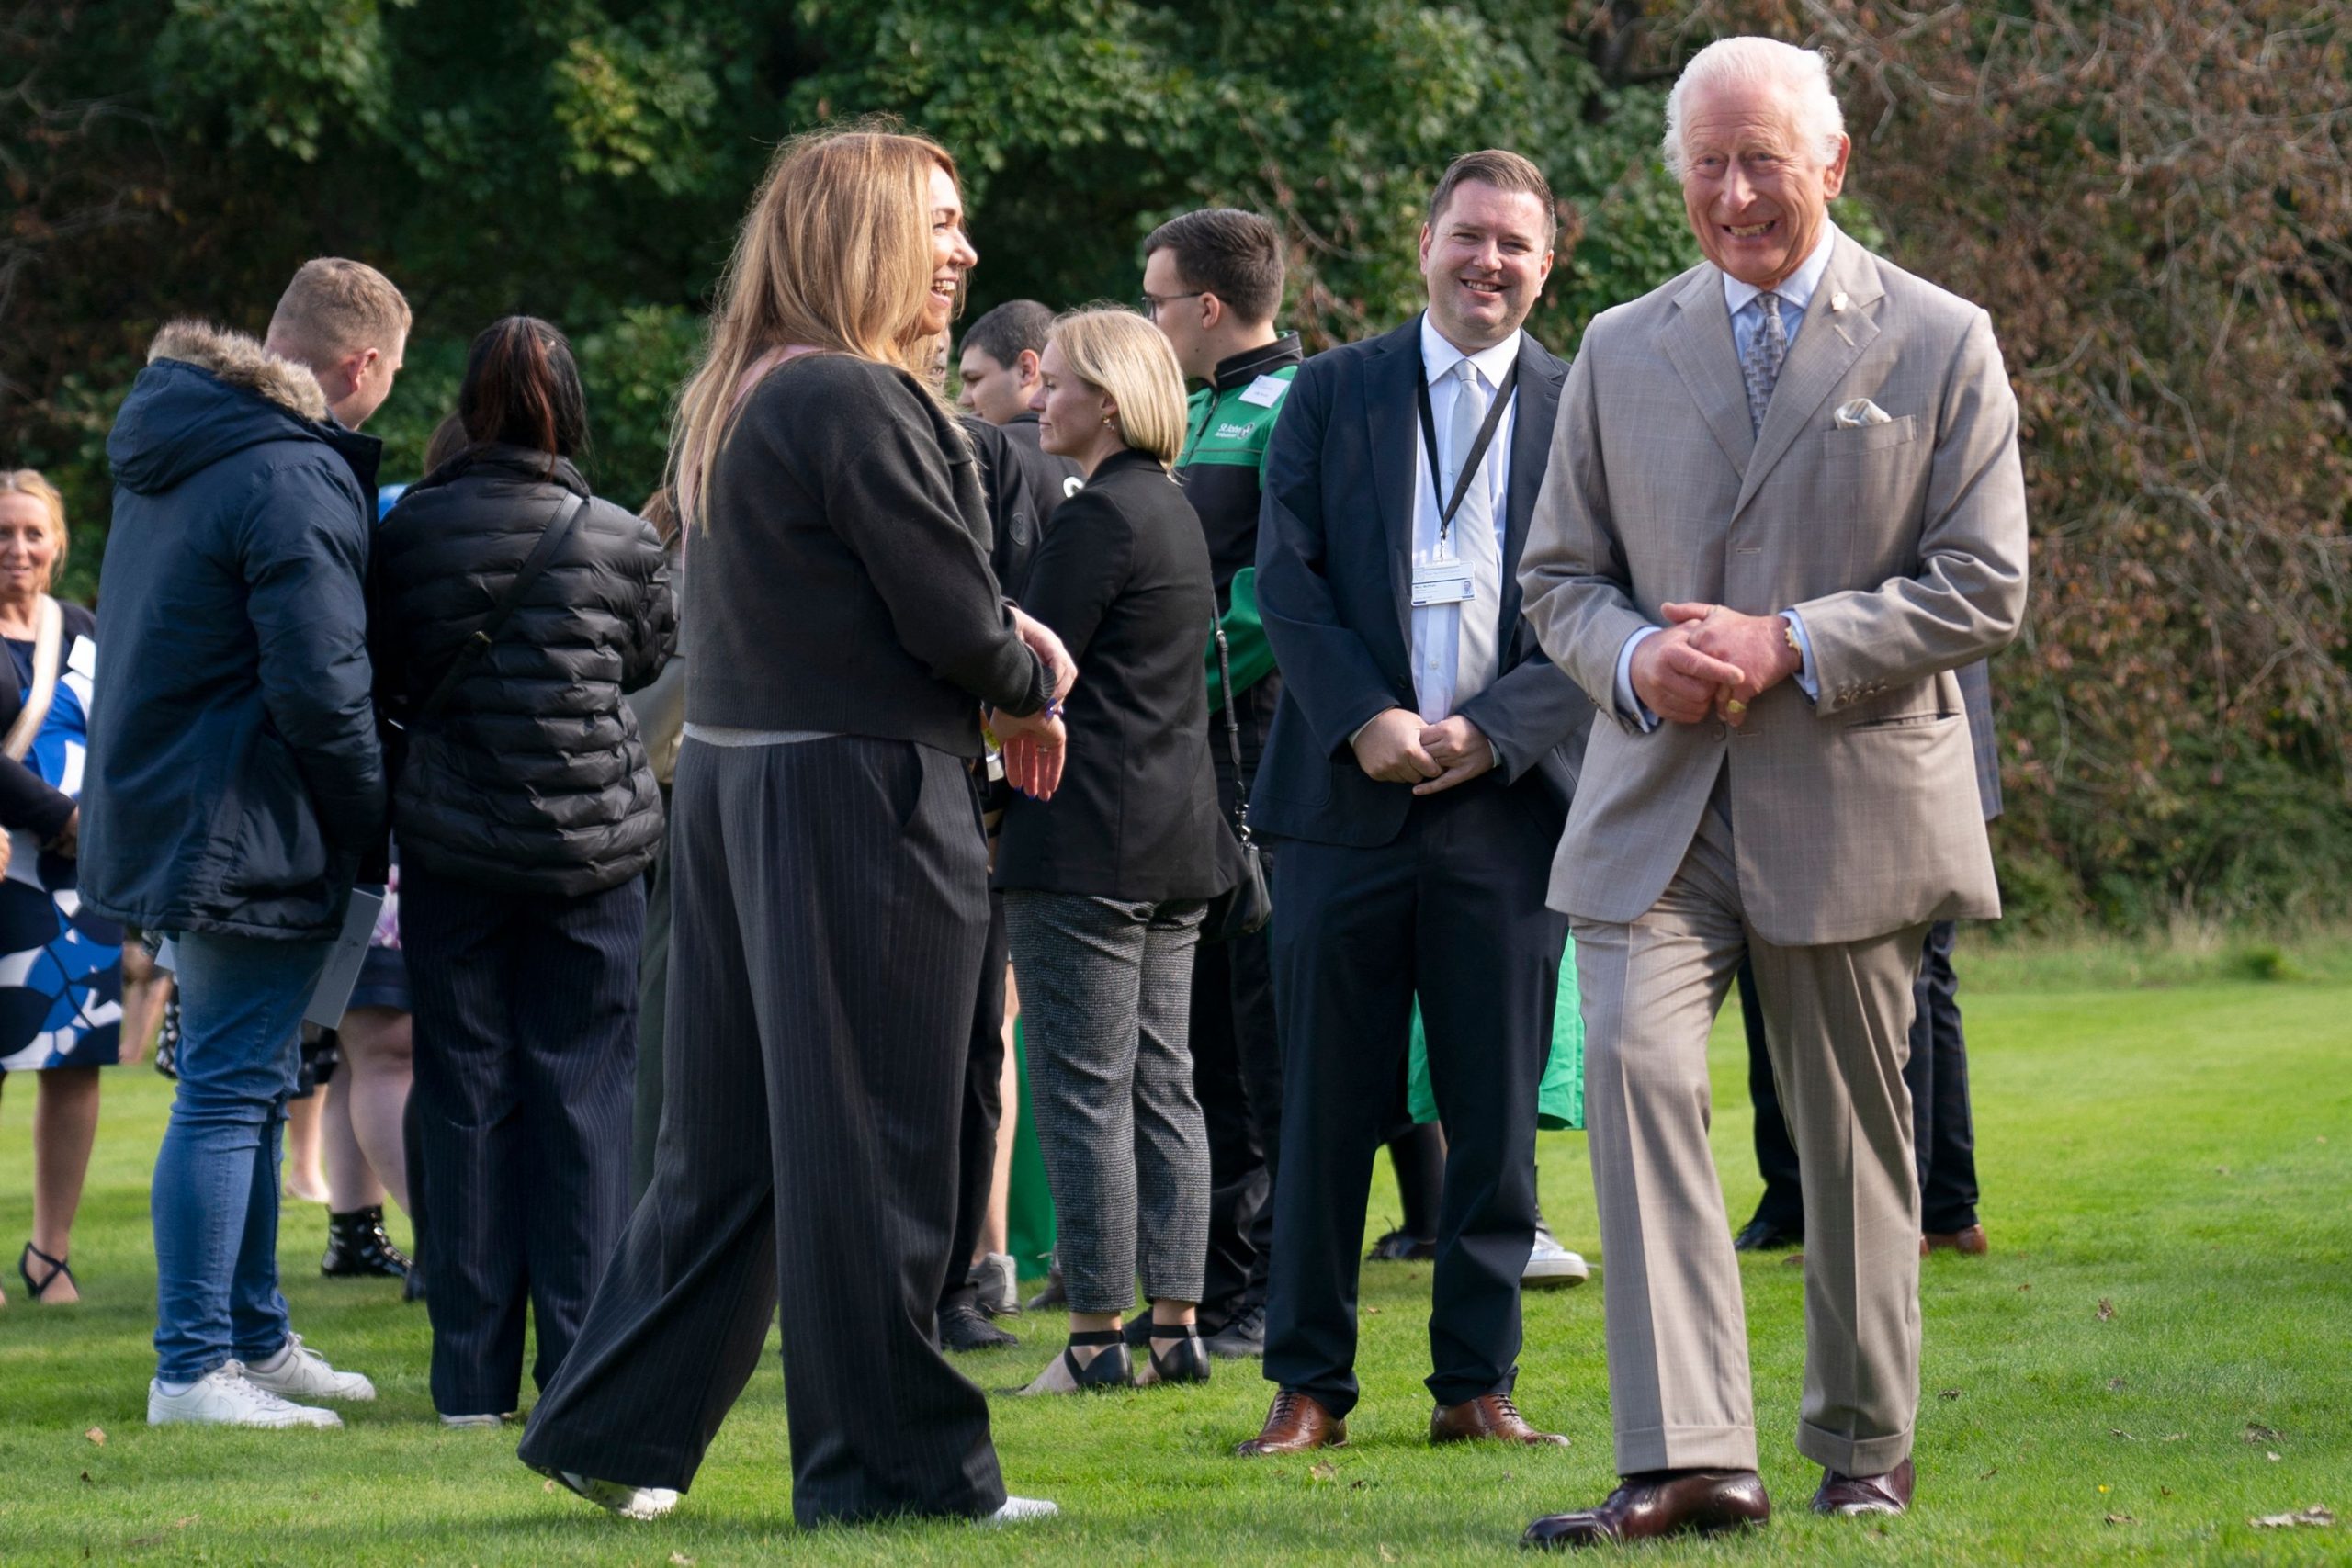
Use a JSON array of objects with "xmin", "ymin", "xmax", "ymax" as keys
[
  {"xmin": 673, "ymin": 126, "xmax": 961, "ymax": 528},
  {"xmin": 0, "ymin": 469, "xmax": 69, "ymax": 591},
  {"xmin": 1050, "ymin": 308, "xmax": 1190, "ymax": 468}
]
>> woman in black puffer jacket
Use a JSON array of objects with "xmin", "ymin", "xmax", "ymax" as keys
[{"xmin": 374, "ymin": 316, "xmax": 673, "ymax": 1426}]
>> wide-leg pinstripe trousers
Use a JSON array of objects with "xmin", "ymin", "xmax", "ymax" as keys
[
  {"xmin": 517, "ymin": 736, "xmax": 1006, "ymax": 1526},
  {"xmin": 1003, "ymin": 891, "xmax": 1209, "ymax": 1314}
]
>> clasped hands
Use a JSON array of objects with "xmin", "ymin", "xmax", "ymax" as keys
[
  {"xmin": 1352, "ymin": 710, "xmax": 1496, "ymax": 795},
  {"xmin": 989, "ymin": 606, "xmax": 1079, "ymax": 800},
  {"xmin": 1629, "ymin": 602, "xmax": 1804, "ymax": 728}
]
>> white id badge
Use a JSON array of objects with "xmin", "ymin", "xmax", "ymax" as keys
[{"xmin": 1410, "ymin": 556, "xmax": 1475, "ymax": 607}]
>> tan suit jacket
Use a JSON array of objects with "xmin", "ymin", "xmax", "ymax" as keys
[{"xmin": 1520, "ymin": 231, "xmax": 2029, "ymax": 946}]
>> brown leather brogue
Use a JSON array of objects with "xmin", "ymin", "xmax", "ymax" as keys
[
  {"xmin": 1813, "ymin": 1457, "xmax": 1914, "ymax": 1516},
  {"xmin": 1923, "ymin": 1224, "xmax": 1988, "ymax": 1256},
  {"xmin": 1234, "ymin": 1388, "xmax": 1347, "ymax": 1457},
  {"xmin": 1430, "ymin": 1392, "xmax": 1569, "ymax": 1446},
  {"xmin": 1521, "ymin": 1470, "xmax": 1770, "ymax": 1549}
]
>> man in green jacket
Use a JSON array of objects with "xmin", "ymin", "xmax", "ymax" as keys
[{"xmin": 1144, "ymin": 209, "xmax": 1301, "ymax": 1358}]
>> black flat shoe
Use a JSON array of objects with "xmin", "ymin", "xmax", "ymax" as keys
[
  {"xmin": 322, "ymin": 1205, "xmax": 412, "ymax": 1279},
  {"xmin": 1733, "ymin": 1217, "xmax": 1803, "ymax": 1253},
  {"xmin": 1042, "ymin": 1327, "xmax": 1131, "ymax": 1393},
  {"xmin": 1144, "ymin": 1325, "xmax": 1211, "ymax": 1386},
  {"xmin": 18, "ymin": 1242, "xmax": 74, "ymax": 1301}
]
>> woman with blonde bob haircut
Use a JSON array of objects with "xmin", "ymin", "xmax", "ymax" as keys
[
  {"xmin": 0, "ymin": 468, "xmax": 121, "ymax": 1312},
  {"xmin": 519, "ymin": 125, "xmax": 1071, "ymax": 1530},
  {"xmin": 992, "ymin": 308, "xmax": 1233, "ymax": 1393}
]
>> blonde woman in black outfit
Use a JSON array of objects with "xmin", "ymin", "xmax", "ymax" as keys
[
  {"xmin": 993, "ymin": 309, "xmax": 1231, "ymax": 1393},
  {"xmin": 517, "ymin": 129, "xmax": 1074, "ymax": 1528}
]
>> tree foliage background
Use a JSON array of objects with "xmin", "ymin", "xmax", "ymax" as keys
[{"xmin": 4, "ymin": 0, "xmax": 2348, "ymax": 928}]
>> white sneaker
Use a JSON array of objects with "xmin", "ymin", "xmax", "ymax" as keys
[
  {"xmin": 148, "ymin": 1367, "xmax": 342, "ymax": 1428},
  {"xmin": 984, "ymin": 1495, "xmax": 1059, "ymax": 1525},
  {"xmin": 240, "ymin": 1334, "xmax": 377, "ymax": 1402},
  {"xmin": 540, "ymin": 1466, "xmax": 679, "ymax": 1521},
  {"xmin": 970, "ymin": 1252, "xmax": 1021, "ymax": 1316},
  {"xmin": 1523, "ymin": 1224, "xmax": 1590, "ymax": 1290},
  {"xmin": 440, "ymin": 1413, "xmax": 510, "ymax": 1428}
]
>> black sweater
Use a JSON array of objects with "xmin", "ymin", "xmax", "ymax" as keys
[
  {"xmin": 994, "ymin": 448, "xmax": 1231, "ymax": 902},
  {"xmin": 690, "ymin": 355, "xmax": 1048, "ymax": 751}
]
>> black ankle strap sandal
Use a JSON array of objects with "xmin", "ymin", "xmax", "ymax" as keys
[
  {"xmin": 18, "ymin": 1242, "xmax": 74, "ymax": 1302},
  {"xmin": 1060, "ymin": 1327, "xmax": 1133, "ymax": 1391},
  {"xmin": 1147, "ymin": 1324, "xmax": 1212, "ymax": 1385}
]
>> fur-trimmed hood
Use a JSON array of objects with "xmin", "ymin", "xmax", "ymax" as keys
[
  {"xmin": 107, "ymin": 317, "xmax": 379, "ymax": 499},
  {"xmin": 147, "ymin": 319, "xmax": 328, "ymax": 421}
]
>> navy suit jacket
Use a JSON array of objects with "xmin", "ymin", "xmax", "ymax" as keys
[{"xmin": 1250, "ymin": 316, "xmax": 1594, "ymax": 849}]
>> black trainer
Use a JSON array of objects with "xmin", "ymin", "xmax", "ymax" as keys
[
  {"xmin": 1204, "ymin": 1301, "xmax": 1267, "ymax": 1359},
  {"xmin": 941, "ymin": 1303, "xmax": 1020, "ymax": 1351},
  {"xmin": 322, "ymin": 1206, "xmax": 411, "ymax": 1280},
  {"xmin": 1366, "ymin": 1226, "xmax": 1438, "ymax": 1263}
]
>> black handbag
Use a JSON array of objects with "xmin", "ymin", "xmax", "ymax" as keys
[{"xmin": 1201, "ymin": 616, "xmax": 1272, "ymax": 943}]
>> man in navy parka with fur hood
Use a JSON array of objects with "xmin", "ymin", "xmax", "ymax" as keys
[{"xmin": 85, "ymin": 259, "xmax": 404, "ymax": 1429}]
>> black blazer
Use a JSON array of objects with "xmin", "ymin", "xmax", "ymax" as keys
[
  {"xmin": 1250, "ymin": 316, "xmax": 1594, "ymax": 849},
  {"xmin": 0, "ymin": 599, "xmax": 95, "ymax": 841},
  {"xmin": 994, "ymin": 448, "xmax": 1231, "ymax": 903}
]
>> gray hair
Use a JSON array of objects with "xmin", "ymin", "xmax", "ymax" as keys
[{"xmin": 1662, "ymin": 38, "xmax": 1846, "ymax": 179}]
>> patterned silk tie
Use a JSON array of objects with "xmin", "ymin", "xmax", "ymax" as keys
[{"xmin": 1742, "ymin": 291, "xmax": 1787, "ymax": 434}]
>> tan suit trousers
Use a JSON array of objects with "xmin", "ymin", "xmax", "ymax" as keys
[{"xmin": 1575, "ymin": 782, "xmax": 1925, "ymax": 1477}]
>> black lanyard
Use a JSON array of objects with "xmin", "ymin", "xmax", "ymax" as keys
[{"xmin": 1416, "ymin": 356, "xmax": 1521, "ymax": 548}]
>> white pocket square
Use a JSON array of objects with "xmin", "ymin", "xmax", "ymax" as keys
[{"xmin": 1834, "ymin": 398, "xmax": 1894, "ymax": 429}]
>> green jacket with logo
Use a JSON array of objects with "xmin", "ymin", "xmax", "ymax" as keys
[{"xmin": 1176, "ymin": 333, "xmax": 1302, "ymax": 713}]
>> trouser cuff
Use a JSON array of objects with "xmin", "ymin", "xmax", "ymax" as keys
[
  {"xmin": 1796, "ymin": 1418, "xmax": 1913, "ymax": 1476},
  {"xmin": 1612, "ymin": 1421, "xmax": 1758, "ymax": 1474}
]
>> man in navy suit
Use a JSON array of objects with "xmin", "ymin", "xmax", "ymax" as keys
[{"xmin": 1236, "ymin": 150, "xmax": 1595, "ymax": 1457}]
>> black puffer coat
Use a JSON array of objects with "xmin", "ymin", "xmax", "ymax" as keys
[{"xmin": 374, "ymin": 445, "xmax": 673, "ymax": 895}]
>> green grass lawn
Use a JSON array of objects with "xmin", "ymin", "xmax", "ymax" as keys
[{"xmin": 2, "ymin": 961, "xmax": 2347, "ymax": 1564}]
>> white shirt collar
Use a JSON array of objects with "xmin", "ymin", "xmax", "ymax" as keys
[
  {"xmin": 1721, "ymin": 222, "xmax": 1839, "ymax": 319},
  {"xmin": 1419, "ymin": 312, "xmax": 1521, "ymax": 389}
]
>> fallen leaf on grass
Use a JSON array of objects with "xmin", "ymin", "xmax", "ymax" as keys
[
  {"xmin": 85, "ymin": 1427, "xmax": 105, "ymax": 1446},
  {"xmin": 79, "ymin": 1471, "xmax": 91, "ymax": 1484},
  {"xmin": 2105, "ymin": 1512, "xmax": 2136, "ymax": 1526},
  {"xmin": 2017, "ymin": 1281, "xmax": 2031, "ymax": 1292},
  {"xmin": 2111, "ymin": 1429, "xmax": 2136, "ymax": 1441},
  {"xmin": 2161, "ymin": 1487, "xmax": 2175, "ymax": 1497},
  {"xmin": 2215, "ymin": 1166, "xmax": 2232, "ymax": 1176},
  {"xmin": 2245, "ymin": 1423, "xmax": 2283, "ymax": 1445},
  {"xmin": 1308, "ymin": 1460, "xmax": 1338, "ymax": 1483},
  {"xmin": 2269, "ymin": 1451, "xmax": 2283, "ymax": 1462},
  {"xmin": 1780, "ymin": 1254, "xmax": 1804, "ymax": 1269},
  {"xmin": 543, "ymin": 1480, "xmax": 559, "ymax": 1494},
  {"xmin": 1363, "ymin": 1305, "xmax": 1382, "ymax": 1315},
  {"xmin": 1939, "ymin": 1389, "xmax": 1962, "ymax": 1401},
  {"xmin": 2249, "ymin": 1506, "xmax": 2334, "ymax": 1529},
  {"xmin": 1979, "ymin": 1468, "xmax": 1998, "ymax": 1481},
  {"xmin": 670, "ymin": 1554, "xmax": 696, "ymax": 1566},
  {"xmin": 2163, "ymin": 1433, "xmax": 2184, "ymax": 1442},
  {"xmin": 2098, "ymin": 1298, "xmax": 2116, "ymax": 1321},
  {"xmin": 2108, "ymin": 1377, "xmax": 2129, "ymax": 1392},
  {"xmin": 1351, "ymin": 1480, "xmax": 1369, "ymax": 1491},
  {"xmin": 1379, "ymin": 1548, "xmax": 1398, "ymax": 1563}
]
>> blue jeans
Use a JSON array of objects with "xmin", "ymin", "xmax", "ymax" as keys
[{"xmin": 153, "ymin": 931, "xmax": 332, "ymax": 1382}]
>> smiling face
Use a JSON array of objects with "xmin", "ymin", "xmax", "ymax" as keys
[
  {"xmin": 1419, "ymin": 181, "xmax": 1554, "ymax": 354},
  {"xmin": 922, "ymin": 163, "xmax": 979, "ymax": 340},
  {"xmin": 0, "ymin": 492, "xmax": 60, "ymax": 606},
  {"xmin": 1030, "ymin": 339, "xmax": 1122, "ymax": 470},
  {"xmin": 1679, "ymin": 78, "xmax": 1849, "ymax": 290}
]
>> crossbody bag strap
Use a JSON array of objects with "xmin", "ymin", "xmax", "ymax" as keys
[
  {"xmin": 1212, "ymin": 615, "xmax": 1253, "ymax": 839},
  {"xmin": 1, "ymin": 595, "xmax": 65, "ymax": 763},
  {"xmin": 413, "ymin": 491, "xmax": 590, "ymax": 730}
]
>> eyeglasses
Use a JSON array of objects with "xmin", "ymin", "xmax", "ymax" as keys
[{"xmin": 1138, "ymin": 291, "xmax": 1207, "ymax": 319}]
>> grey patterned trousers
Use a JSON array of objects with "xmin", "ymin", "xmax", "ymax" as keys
[{"xmin": 1003, "ymin": 891, "xmax": 1209, "ymax": 1314}]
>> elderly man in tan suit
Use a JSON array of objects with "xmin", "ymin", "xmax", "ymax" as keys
[{"xmin": 1515, "ymin": 37, "xmax": 2028, "ymax": 1550}]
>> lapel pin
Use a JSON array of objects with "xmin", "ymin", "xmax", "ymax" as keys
[{"xmin": 1830, "ymin": 291, "xmax": 1849, "ymax": 313}]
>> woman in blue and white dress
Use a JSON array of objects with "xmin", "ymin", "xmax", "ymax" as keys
[{"xmin": 0, "ymin": 469, "xmax": 122, "ymax": 1307}]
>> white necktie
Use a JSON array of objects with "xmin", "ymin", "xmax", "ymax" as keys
[{"xmin": 1442, "ymin": 357, "xmax": 1503, "ymax": 716}]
